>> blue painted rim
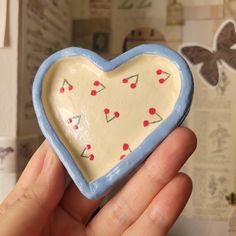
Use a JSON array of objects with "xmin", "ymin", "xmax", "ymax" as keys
[{"xmin": 32, "ymin": 44, "xmax": 193, "ymax": 199}]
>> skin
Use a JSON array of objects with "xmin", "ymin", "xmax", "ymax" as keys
[{"xmin": 0, "ymin": 127, "xmax": 197, "ymax": 236}]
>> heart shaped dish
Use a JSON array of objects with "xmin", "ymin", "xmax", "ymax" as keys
[{"xmin": 32, "ymin": 44, "xmax": 193, "ymax": 199}]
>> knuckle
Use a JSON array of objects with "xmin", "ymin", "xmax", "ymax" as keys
[
  {"xmin": 148, "ymin": 206, "xmax": 169, "ymax": 232},
  {"xmin": 22, "ymin": 188, "xmax": 37, "ymax": 201},
  {"xmin": 18, "ymin": 188, "xmax": 49, "ymax": 213},
  {"xmin": 109, "ymin": 194, "xmax": 135, "ymax": 227},
  {"xmin": 143, "ymin": 160, "xmax": 166, "ymax": 187}
]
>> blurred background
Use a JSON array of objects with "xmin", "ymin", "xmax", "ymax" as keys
[{"xmin": 0, "ymin": 0, "xmax": 236, "ymax": 235}]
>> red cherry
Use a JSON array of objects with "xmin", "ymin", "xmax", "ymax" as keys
[
  {"xmin": 60, "ymin": 87, "xmax": 65, "ymax": 93},
  {"xmin": 91, "ymin": 90, "xmax": 97, "ymax": 96},
  {"xmin": 159, "ymin": 78, "xmax": 165, "ymax": 84},
  {"xmin": 86, "ymin": 144, "xmax": 91, "ymax": 150},
  {"xmin": 68, "ymin": 85, "xmax": 73, "ymax": 90},
  {"xmin": 67, "ymin": 118, "xmax": 72, "ymax": 123},
  {"xmin": 104, "ymin": 108, "xmax": 110, "ymax": 114},
  {"xmin": 94, "ymin": 81, "xmax": 100, "ymax": 86},
  {"xmin": 120, "ymin": 154, "xmax": 126, "ymax": 160},
  {"xmin": 114, "ymin": 112, "xmax": 120, "ymax": 118},
  {"xmin": 123, "ymin": 143, "xmax": 129, "ymax": 151},
  {"xmin": 149, "ymin": 108, "xmax": 156, "ymax": 115},
  {"xmin": 122, "ymin": 78, "xmax": 128, "ymax": 83},
  {"xmin": 143, "ymin": 120, "xmax": 149, "ymax": 127},
  {"xmin": 73, "ymin": 125, "xmax": 78, "ymax": 130},
  {"xmin": 130, "ymin": 83, "xmax": 136, "ymax": 89},
  {"xmin": 156, "ymin": 69, "xmax": 163, "ymax": 75},
  {"xmin": 89, "ymin": 154, "xmax": 94, "ymax": 160}
]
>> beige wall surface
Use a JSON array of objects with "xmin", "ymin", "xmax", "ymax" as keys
[{"xmin": 0, "ymin": 0, "xmax": 19, "ymax": 136}]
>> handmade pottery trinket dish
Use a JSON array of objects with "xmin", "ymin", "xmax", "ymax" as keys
[{"xmin": 32, "ymin": 44, "xmax": 193, "ymax": 199}]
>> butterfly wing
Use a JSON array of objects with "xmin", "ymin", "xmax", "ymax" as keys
[
  {"xmin": 181, "ymin": 46, "xmax": 214, "ymax": 64},
  {"xmin": 181, "ymin": 46, "xmax": 219, "ymax": 86},
  {"xmin": 199, "ymin": 59, "xmax": 219, "ymax": 86},
  {"xmin": 221, "ymin": 49, "xmax": 236, "ymax": 69},
  {"xmin": 217, "ymin": 21, "xmax": 236, "ymax": 69},
  {"xmin": 217, "ymin": 21, "xmax": 236, "ymax": 50}
]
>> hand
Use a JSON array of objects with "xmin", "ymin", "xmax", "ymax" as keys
[{"xmin": 0, "ymin": 127, "xmax": 196, "ymax": 236}]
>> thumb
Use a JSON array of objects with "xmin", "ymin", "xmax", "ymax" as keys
[{"xmin": 0, "ymin": 148, "xmax": 66, "ymax": 236}]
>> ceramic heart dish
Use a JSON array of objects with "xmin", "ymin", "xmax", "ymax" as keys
[{"xmin": 33, "ymin": 44, "xmax": 193, "ymax": 199}]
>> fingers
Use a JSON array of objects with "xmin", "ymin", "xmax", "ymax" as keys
[
  {"xmin": 1, "ymin": 139, "xmax": 103, "ymax": 227},
  {"xmin": 60, "ymin": 182, "xmax": 103, "ymax": 223},
  {"xmin": 86, "ymin": 127, "xmax": 197, "ymax": 236},
  {"xmin": 0, "ymin": 146, "xmax": 66, "ymax": 236},
  {"xmin": 1, "ymin": 141, "xmax": 50, "ymax": 210},
  {"xmin": 123, "ymin": 173, "xmax": 192, "ymax": 236}
]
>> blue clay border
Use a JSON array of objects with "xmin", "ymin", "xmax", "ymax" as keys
[{"xmin": 32, "ymin": 44, "xmax": 193, "ymax": 199}]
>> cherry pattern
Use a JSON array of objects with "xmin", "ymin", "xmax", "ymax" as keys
[
  {"xmin": 104, "ymin": 108, "xmax": 120, "ymax": 123},
  {"xmin": 122, "ymin": 74, "xmax": 139, "ymax": 89},
  {"xmin": 120, "ymin": 143, "xmax": 132, "ymax": 160},
  {"xmin": 59, "ymin": 68, "xmax": 172, "ymax": 165},
  {"xmin": 81, "ymin": 144, "xmax": 95, "ymax": 160},
  {"xmin": 59, "ymin": 79, "xmax": 74, "ymax": 93},
  {"xmin": 67, "ymin": 115, "xmax": 81, "ymax": 130},
  {"xmin": 90, "ymin": 80, "xmax": 106, "ymax": 96},
  {"xmin": 143, "ymin": 107, "xmax": 163, "ymax": 127},
  {"xmin": 156, "ymin": 69, "xmax": 171, "ymax": 84}
]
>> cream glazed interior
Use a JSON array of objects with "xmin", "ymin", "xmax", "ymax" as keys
[{"xmin": 42, "ymin": 54, "xmax": 181, "ymax": 181}]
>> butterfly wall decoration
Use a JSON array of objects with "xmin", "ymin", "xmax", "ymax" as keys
[{"xmin": 180, "ymin": 20, "xmax": 236, "ymax": 87}]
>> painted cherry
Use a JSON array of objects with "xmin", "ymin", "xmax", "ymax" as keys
[
  {"xmin": 104, "ymin": 108, "xmax": 110, "ymax": 114},
  {"xmin": 122, "ymin": 74, "xmax": 138, "ymax": 89},
  {"xmin": 114, "ymin": 112, "xmax": 120, "ymax": 118},
  {"xmin": 122, "ymin": 78, "xmax": 128, "ymax": 83},
  {"xmin": 67, "ymin": 118, "xmax": 72, "ymax": 123},
  {"xmin": 159, "ymin": 78, "xmax": 165, "ymax": 84},
  {"xmin": 60, "ymin": 79, "xmax": 74, "ymax": 93},
  {"xmin": 89, "ymin": 154, "xmax": 94, "ymax": 160},
  {"xmin": 59, "ymin": 87, "xmax": 65, "ymax": 93},
  {"xmin": 73, "ymin": 125, "xmax": 78, "ymax": 130},
  {"xmin": 91, "ymin": 81, "xmax": 105, "ymax": 96},
  {"xmin": 120, "ymin": 154, "xmax": 126, "ymax": 160},
  {"xmin": 149, "ymin": 108, "xmax": 156, "ymax": 115},
  {"xmin": 91, "ymin": 90, "xmax": 97, "ymax": 96},
  {"xmin": 143, "ymin": 120, "xmax": 149, "ymax": 127},
  {"xmin": 123, "ymin": 143, "xmax": 129, "ymax": 151},
  {"xmin": 94, "ymin": 81, "xmax": 100, "ymax": 86},
  {"xmin": 156, "ymin": 69, "xmax": 163, "ymax": 75},
  {"xmin": 86, "ymin": 144, "xmax": 91, "ymax": 150}
]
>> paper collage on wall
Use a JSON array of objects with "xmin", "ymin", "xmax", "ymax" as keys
[{"xmin": 19, "ymin": 0, "xmax": 71, "ymax": 135}]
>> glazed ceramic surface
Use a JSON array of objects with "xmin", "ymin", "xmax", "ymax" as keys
[{"xmin": 33, "ymin": 44, "xmax": 193, "ymax": 199}]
